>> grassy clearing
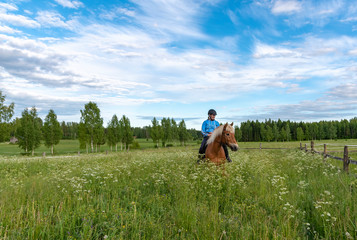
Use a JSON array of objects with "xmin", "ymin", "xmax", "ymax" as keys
[
  {"xmin": 0, "ymin": 139, "xmax": 200, "ymax": 156},
  {"xmin": 1, "ymin": 146, "xmax": 357, "ymax": 239}
]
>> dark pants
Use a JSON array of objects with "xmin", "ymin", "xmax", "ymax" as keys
[{"xmin": 199, "ymin": 136, "xmax": 229, "ymax": 159}]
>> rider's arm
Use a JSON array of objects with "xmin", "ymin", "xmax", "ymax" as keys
[
  {"xmin": 201, "ymin": 120, "xmax": 208, "ymax": 137},
  {"xmin": 215, "ymin": 120, "xmax": 220, "ymax": 128}
]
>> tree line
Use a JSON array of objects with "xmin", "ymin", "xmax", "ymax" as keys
[
  {"xmin": 3, "ymin": 90, "xmax": 357, "ymax": 155},
  {"xmin": 236, "ymin": 118, "xmax": 357, "ymax": 142},
  {"xmin": 0, "ymin": 91, "xmax": 196, "ymax": 154}
]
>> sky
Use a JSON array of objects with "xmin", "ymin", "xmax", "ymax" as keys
[{"xmin": 0, "ymin": 0, "xmax": 357, "ymax": 130}]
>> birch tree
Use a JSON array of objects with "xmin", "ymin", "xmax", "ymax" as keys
[
  {"xmin": 43, "ymin": 109, "xmax": 62, "ymax": 155},
  {"xmin": 16, "ymin": 107, "xmax": 42, "ymax": 155},
  {"xmin": 80, "ymin": 102, "xmax": 103, "ymax": 153}
]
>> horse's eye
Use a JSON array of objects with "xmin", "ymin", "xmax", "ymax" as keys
[{"xmin": 226, "ymin": 133, "xmax": 230, "ymax": 136}]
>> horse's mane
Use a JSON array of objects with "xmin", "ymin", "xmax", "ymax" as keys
[{"xmin": 206, "ymin": 124, "xmax": 234, "ymax": 145}]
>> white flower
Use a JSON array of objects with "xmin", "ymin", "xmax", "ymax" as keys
[{"xmin": 346, "ymin": 232, "xmax": 353, "ymax": 239}]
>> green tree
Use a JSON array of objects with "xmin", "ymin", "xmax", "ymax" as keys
[
  {"xmin": 43, "ymin": 109, "xmax": 62, "ymax": 155},
  {"xmin": 327, "ymin": 122, "xmax": 337, "ymax": 140},
  {"xmin": 16, "ymin": 107, "xmax": 42, "ymax": 155},
  {"xmin": 311, "ymin": 123, "xmax": 319, "ymax": 140},
  {"xmin": 234, "ymin": 126, "xmax": 242, "ymax": 142},
  {"xmin": 171, "ymin": 118, "xmax": 179, "ymax": 145},
  {"xmin": 107, "ymin": 114, "xmax": 122, "ymax": 151},
  {"xmin": 78, "ymin": 122, "xmax": 89, "ymax": 153},
  {"xmin": 80, "ymin": 102, "xmax": 103, "ymax": 153},
  {"xmin": 94, "ymin": 125, "xmax": 105, "ymax": 152},
  {"xmin": 296, "ymin": 127, "xmax": 304, "ymax": 141},
  {"xmin": 0, "ymin": 91, "xmax": 15, "ymax": 142},
  {"xmin": 260, "ymin": 124, "xmax": 266, "ymax": 141},
  {"xmin": 161, "ymin": 117, "xmax": 172, "ymax": 147},
  {"xmin": 150, "ymin": 117, "xmax": 160, "ymax": 147},
  {"xmin": 178, "ymin": 119, "xmax": 190, "ymax": 145},
  {"xmin": 305, "ymin": 124, "xmax": 311, "ymax": 140},
  {"xmin": 265, "ymin": 125, "xmax": 274, "ymax": 142},
  {"xmin": 272, "ymin": 123, "xmax": 279, "ymax": 142},
  {"xmin": 120, "ymin": 115, "xmax": 133, "ymax": 150},
  {"xmin": 285, "ymin": 124, "xmax": 291, "ymax": 142}
]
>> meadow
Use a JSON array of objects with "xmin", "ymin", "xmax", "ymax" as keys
[
  {"xmin": 0, "ymin": 139, "xmax": 161, "ymax": 156},
  {"xmin": 1, "ymin": 141, "xmax": 357, "ymax": 239}
]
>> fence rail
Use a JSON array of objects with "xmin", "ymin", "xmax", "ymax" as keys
[
  {"xmin": 300, "ymin": 141, "xmax": 357, "ymax": 173},
  {"xmin": 239, "ymin": 141, "xmax": 357, "ymax": 173}
]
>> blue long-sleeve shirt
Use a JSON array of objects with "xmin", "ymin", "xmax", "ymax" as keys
[{"xmin": 201, "ymin": 119, "xmax": 220, "ymax": 137}]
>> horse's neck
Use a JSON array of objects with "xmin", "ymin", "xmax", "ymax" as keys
[{"xmin": 211, "ymin": 135, "xmax": 223, "ymax": 152}]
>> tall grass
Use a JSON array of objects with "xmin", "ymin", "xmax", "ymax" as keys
[{"xmin": 0, "ymin": 147, "xmax": 356, "ymax": 239}]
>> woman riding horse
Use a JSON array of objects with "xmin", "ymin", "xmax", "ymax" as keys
[{"xmin": 198, "ymin": 109, "xmax": 232, "ymax": 163}]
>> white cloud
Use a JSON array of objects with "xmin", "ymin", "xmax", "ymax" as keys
[
  {"xmin": 36, "ymin": 11, "xmax": 67, "ymax": 28},
  {"xmin": 0, "ymin": 25, "xmax": 21, "ymax": 33},
  {"xmin": 253, "ymin": 42, "xmax": 299, "ymax": 58},
  {"xmin": 54, "ymin": 0, "xmax": 83, "ymax": 9},
  {"xmin": 0, "ymin": 12, "xmax": 40, "ymax": 28},
  {"xmin": 0, "ymin": 3, "xmax": 18, "ymax": 11},
  {"xmin": 341, "ymin": 17, "xmax": 357, "ymax": 22},
  {"xmin": 130, "ymin": 0, "xmax": 207, "ymax": 39},
  {"xmin": 36, "ymin": 11, "xmax": 78, "ymax": 30},
  {"xmin": 2, "ymin": 0, "xmax": 357, "ymax": 126},
  {"xmin": 327, "ymin": 83, "xmax": 357, "ymax": 100},
  {"xmin": 349, "ymin": 49, "xmax": 357, "ymax": 55},
  {"xmin": 271, "ymin": 0, "xmax": 301, "ymax": 15},
  {"xmin": 99, "ymin": 7, "xmax": 136, "ymax": 20}
]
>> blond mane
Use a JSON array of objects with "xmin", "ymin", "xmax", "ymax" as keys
[{"xmin": 206, "ymin": 124, "xmax": 234, "ymax": 145}]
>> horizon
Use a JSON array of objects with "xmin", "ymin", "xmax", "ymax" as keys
[
  {"xmin": 1, "ymin": 0, "xmax": 357, "ymax": 130},
  {"xmin": 6, "ymin": 103, "xmax": 357, "ymax": 131}
]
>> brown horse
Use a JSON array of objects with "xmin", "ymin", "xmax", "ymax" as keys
[{"xmin": 205, "ymin": 122, "xmax": 239, "ymax": 165}]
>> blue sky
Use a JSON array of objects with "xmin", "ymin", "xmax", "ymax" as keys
[{"xmin": 1, "ymin": 0, "xmax": 357, "ymax": 129}]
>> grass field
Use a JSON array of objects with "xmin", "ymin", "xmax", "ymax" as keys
[
  {"xmin": 1, "ymin": 142, "xmax": 357, "ymax": 239},
  {"xmin": 2, "ymin": 138, "xmax": 357, "ymax": 159},
  {"xmin": 0, "ymin": 139, "xmax": 200, "ymax": 156}
]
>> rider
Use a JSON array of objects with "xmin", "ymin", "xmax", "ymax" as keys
[{"xmin": 198, "ymin": 109, "xmax": 232, "ymax": 163}]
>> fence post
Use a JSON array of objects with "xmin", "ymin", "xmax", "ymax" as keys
[
  {"xmin": 42, "ymin": 152, "xmax": 46, "ymax": 157},
  {"xmin": 300, "ymin": 142, "xmax": 302, "ymax": 150},
  {"xmin": 323, "ymin": 144, "xmax": 327, "ymax": 161},
  {"xmin": 305, "ymin": 144, "xmax": 308, "ymax": 153},
  {"xmin": 311, "ymin": 141, "xmax": 314, "ymax": 153},
  {"xmin": 260, "ymin": 143, "xmax": 262, "ymax": 150},
  {"xmin": 343, "ymin": 146, "xmax": 349, "ymax": 173}
]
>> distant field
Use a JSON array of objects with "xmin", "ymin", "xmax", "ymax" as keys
[
  {"xmin": 1, "ymin": 139, "xmax": 357, "ymax": 162},
  {"xmin": 0, "ymin": 139, "xmax": 201, "ymax": 156},
  {"xmin": 1, "ymin": 146, "xmax": 357, "ymax": 239}
]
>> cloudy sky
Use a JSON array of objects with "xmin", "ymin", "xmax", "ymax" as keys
[{"xmin": 1, "ymin": 0, "xmax": 357, "ymax": 129}]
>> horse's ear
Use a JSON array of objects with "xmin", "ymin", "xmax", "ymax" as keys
[
  {"xmin": 223, "ymin": 123, "xmax": 228, "ymax": 130},
  {"xmin": 231, "ymin": 122, "xmax": 234, "ymax": 126}
]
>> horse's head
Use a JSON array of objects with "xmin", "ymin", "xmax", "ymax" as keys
[{"xmin": 222, "ymin": 122, "xmax": 239, "ymax": 151}]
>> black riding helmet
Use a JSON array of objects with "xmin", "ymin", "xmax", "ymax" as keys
[{"xmin": 208, "ymin": 109, "xmax": 217, "ymax": 115}]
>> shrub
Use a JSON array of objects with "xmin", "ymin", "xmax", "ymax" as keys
[{"xmin": 130, "ymin": 141, "xmax": 140, "ymax": 149}]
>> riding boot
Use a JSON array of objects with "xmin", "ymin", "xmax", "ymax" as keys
[
  {"xmin": 197, "ymin": 154, "xmax": 205, "ymax": 164},
  {"xmin": 222, "ymin": 144, "xmax": 232, "ymax": 162}
]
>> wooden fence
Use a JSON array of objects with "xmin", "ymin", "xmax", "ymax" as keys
[
  {"xmin": 240, "ymin": 141, "xmax": 357, "ymax": 173},
  {"xmin": 300, "ymin": 141, "xmax": 357, "ymax": 173}
]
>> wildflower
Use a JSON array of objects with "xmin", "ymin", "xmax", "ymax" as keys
[{"xmin": 346, "ymin": 232, "xmax": 353, "ymax": 239}]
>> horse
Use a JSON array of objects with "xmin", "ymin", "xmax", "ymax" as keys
[{"xmin": 205, "ymin": 122, "xmax": 239, "ymax": 165}]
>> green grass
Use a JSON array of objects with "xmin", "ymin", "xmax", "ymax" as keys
[
  {"xmin": 0, "ymin": 139, "xmax": 200, "ymax": 156},
  {"xmin": 1, "ymin": 145, "xmax": 357, "ymax": 239}
]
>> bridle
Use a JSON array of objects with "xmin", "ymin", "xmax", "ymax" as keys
[{"xmin": 215, "ymin": 127, "xmax": 229, "ymax": 147}]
